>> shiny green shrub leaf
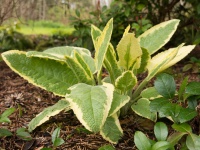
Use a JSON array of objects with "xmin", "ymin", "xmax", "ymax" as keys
[
  {"xmin": 186, "ymin": 133, "xmax": 200, "ymax": 150},
  {"xmin": 132, "ymin": 98, "xmax": 157, "ymax": 122},
  {"xmin": 154, "ymin": 122, "xmax": 168, "ymax": 141},
  {"xmin": 154, "ymin": 73, "xmax": 176, "ymax": 99},
  {"xmin": 134, "ymin": 131, "xmax": 151, "ymax": 150}
]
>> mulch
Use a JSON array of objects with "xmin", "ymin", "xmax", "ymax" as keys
[
  {"xmin": 0, "ymin": 55, "xmax": 200, "ymax": 150},
  {"xmin": 0, "ymin": 61, "xmax": 140, "ymax": 150}
]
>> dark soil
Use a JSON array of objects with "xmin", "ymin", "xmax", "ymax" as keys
[{"xmin": 0, "ymin": 53, "xmax": 200, "ymax": 150}]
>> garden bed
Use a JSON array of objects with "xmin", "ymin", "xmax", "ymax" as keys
[{"xmin": 0, "ymin": 56, "xmax": 200, "ymax": 150}]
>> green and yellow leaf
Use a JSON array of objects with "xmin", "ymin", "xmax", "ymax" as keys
[
  {"xmin": 160, "ymin": 45, "xmax": 195, "ymax": 72},
  {"xmin": 147, "ymin": 44, "xmax": 182, "ymax": 80},
  {"xmin": 131, "ymin": 98, "xmax": 157, "ymax": 122},
  {"xmin": 138, "ymin": 19, "xmax": 180, "ymax": 55},
  {"xmin": 65, "ymin": 83, "xmax": 114, "ymax": 133},
  {"xmin": 115, "ymin": 70, "xmax": 137, "ymax": 91},
  {"xmin": 2, "ymin": 50, "xmax": 79, "ymax": 96},
  {"xmin": 100, "ymin": 113, "xmax": 123, "ymax": 144},
  {"xmin": 137, "ymin": 48, "xmax": 150, "ymax": 74},
  {"xmin": 94, "ymin": 18, "xmax": 113, "ymax": 71},
  {"xmin": 104, "ymin": 44, "xmax": 122, "ymax": 84},
  {"xmin": 28, "ymin": 99, "xmax": 70, "ymax": 132},
  {"xmin": 108, "ymin": 91, "xmax": 130, "ymax": 117},
  {"xmin": 117, "ymin": 33, "xmax": 142, "ymax": 70}
]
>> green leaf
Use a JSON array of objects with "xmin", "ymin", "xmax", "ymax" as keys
[
  {"xmin": 172, "ymin": 123, "xmax": 192, "ymax": 133},
  {"xmin": 134, "ymin": 131, "xmax": 151, "ymax": 150},
  {"xmin": 100, "ymin": 114, "xmax": 123, "ymax": 144},
  {"xmin": 154, "ymin": 73, "xmax": 176, "ymax": 99},
  {"xmin": 16, "ymin": 128, "xmax": 32, "ymax": 141},
  {"xmin": 178, "ymin": 77, "xmax": 189, "ymax": 100},
  {"xmin": 151, "ymin": 141, "xmax": 172, "ymax": 150},
  {"xmin": 98, "ymin": 144, "xmax": 115, "ymax": 150},
  {"xmin": 176, "ymin": 107, "xmax": 197, "ymax": 123},
  {"xmin": 0, "ymin": 128, "xmax": 13, "ymax": 137},
  {"xmin": 66, "ymin": 83, "xmax": 114, "ymax": 133},
  {"xmin": 2, "ymin": 50, "xmax": 79, "ymax": 96},
  {"xmin": 115, "ymin": 71, "xmax": 137, "ymax": 92},
  {"xmin": 52, "ymin": 127, "xmax": 64, "ymax": 147},
  {"xmin": 167, "ymin": 132, "xmax": 186, "ymax": 146},
  {"xmin": 137, "ymin": 48, "xmax": 150, "ymax": 74},
  {"xmin": 28, "ymin": 99, "xmax": 70, "ymax": 132},
  {"xmin": 138, "ymin": 19, "xmax": 180, "ymax": 55},
  {"xmin": 93, "ymin": 18, "xmax": 113, "ymax": 71},
  {"xmin": 108, "ymin": 91, "xmax": 130, "ymax": 117},
  {"xmin": 186, "ymin": 133, "xmax": 200, "ymax": 150},
  {"xmin": 186, "ymin": 82, "xmax": 200, "ymax": 95},
  {"xmin": 141, "ymin": 87, "xmax": 161, "ymax": 100},
  {"xmin": 150, "ymin": 97, "xmax": 172, "ymax": 117},
  {"xmin": 131, "ymin": 98, "xmax": 157, "ymax": 122},
  {"xmin": 0, "ymin": 107, "xmax": 15, "ymax": 123},
  {"xmin": 54, "ymin": 138, "xmax": 65, "ymax": 147},
  {"xmin": 117, "ymin": 33, "xmax": 142, "ymax": 70},
  {"xmin": 41, "ymin": 148, "xmax": 52, "ymax": 150},
  {"xmin": 154, "ymin": 122, "xmax": 168, "ymax": 141},
  {"xmin": 104, "ymin": 44, "xmax": 122, "ymax": 84},
  {"xmin": 52, "ymin": 127, "xmax": 60, "ymax": 144}
]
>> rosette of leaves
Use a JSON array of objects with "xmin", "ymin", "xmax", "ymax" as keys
[{"xmin": 1, "ymin": 18, "xmax": 195, "ymax": 144}]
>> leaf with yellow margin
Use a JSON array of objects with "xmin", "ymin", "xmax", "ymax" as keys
[
  {"xmin": 138, "ymin": 19, "xmax": 180, "ymax": 55},
  {"xmin": 117, "ymin": 33, "xmax": 142, "ymax": 70}
]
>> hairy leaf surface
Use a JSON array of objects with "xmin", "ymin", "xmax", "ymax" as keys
[
  {"xmin": 66, "ymin": 83, "xmax": 114, "ymax": 132},
  {"xmin": 100, "ymin": 114, "xmax": 123, "ymax": 144},
  {"xmin": 28, "ymin": 99, "xmax": 70, "ymax": 132},
  {"xmin": 115, "ymin": 71, "xmax": 137, "ymax": 92},
  {"xmin": 132, "ymin": 98, "xmax": 157, "ymax": 122},
  {"xmin": 2, "ymin": 50, "xmax": 78, "ymax": 96},
  {"xmin": 117, "ymin": 33, "xmax": 142, "ymax": 70},
  {"xmin": 138, "ymin": 19, "xmax": 179, "ymax": 54}
]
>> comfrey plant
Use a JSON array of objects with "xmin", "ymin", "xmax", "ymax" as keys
[{"xmin": 1, "ymin": 18, "xmax": 195, "ymax": 143}]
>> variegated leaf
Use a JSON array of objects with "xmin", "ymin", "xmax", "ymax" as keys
[
  {"xmin": 28, "ymin": 99, "xmax": 70, "ymax": 132},
  {"xmin": 123, "ymin": 25, "xmax": 131, "ymax": 37},
  {"xmin": 108, "ymin": 91, "xmax": 130, "ymax": 117},
  {"xmin": 64, "ymin": 55, "xmax": 94, "ymax": 85},
  {"xmin": 100, "ymin": 113, "xmax": 123, "ymax": 144},
  {"xmin": 2, "ymin": 50, "xmax": 78, "ymax": 96},
  {"xmin": 94, "ymin": 18, "xmax": 113, "ymax": 71},
  {"xmin": 117, "ymin": 33, "xmax": 142, "ymax": 70},
  {"xmin": 141, "ymin": 87, "xmax": 161, "ymax": 100},
  {"xmin": 147, "ymin": 44, "xmax": 182, "ymax": 80},
  {"xmin": 137, "ymin": 48, "xmax": 150, "ymax": 74},
  {"xmin": 104, "ymin": 45, "xmax": 122, "ymax": 84},
  {"xmin": 45, "ymin": 46, "xmax": 96, "ymax": 73},
  {"xmin": 159, "ymin": 45, "xmax": 195, "ymax": 72},
  {"xmin": 138, "ymin": 19, "xmax": 180, "ymax": 55},
  {"xmin": 115, "ymin": 70, "xmax": 137, "ymax": 91},
  {"xmin": 131, "ymin": 98, "xmax": 157, "ymax": 122},
  {"xmin": 91, "ymin": 24, "xmax": 121, "ymax": 84},
  {"xmin": 44, "ymin": 46, "xmax": 91, "ymax": 57},
  {"xmin": 65, "ymin": 83, "xmax": 114, "ymax": 133},
  {"xmin": 73, "ymin": 52, "xmax": 95, "ymax": 83}
]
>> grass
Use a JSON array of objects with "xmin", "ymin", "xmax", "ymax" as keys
[
  {"xmin": 17, "ymin": 26, "xmax": 74, "ymax": 35},
  {"xmin": 16, "ymin": 20, "xmax": 75, "ymax": 35}
]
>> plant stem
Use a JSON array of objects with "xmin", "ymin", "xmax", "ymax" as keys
[
  {"xmin": 97, "ymin": 68, "xmax": 102, "ymax": 85},
  {"xmin": 131, "ymin": 77, "xmax": 149, "ymax": 103}
]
